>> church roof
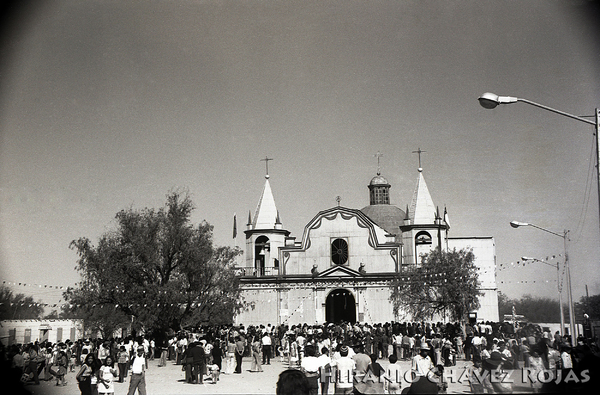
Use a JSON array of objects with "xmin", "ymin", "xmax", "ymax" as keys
[
  {"xmin": 408, "ymin": 170, "xmax": 437, "ymax": 224},
  {"xmin": 360, "ymin": 204, "xmax": 405, "ymax": 236},
  {"xmin": 251, "ymin": 176, "xmax": 279, "ymax": 229}
]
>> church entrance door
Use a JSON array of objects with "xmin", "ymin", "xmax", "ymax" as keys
[{"xmin": 325, "ymin": 289, "xmax": 356, "ymax": 324}]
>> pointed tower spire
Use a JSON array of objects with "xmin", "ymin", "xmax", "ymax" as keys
[
  {"xmin": 408, "ymin": 168, "xmax": 437, "ymax": 225},
  {"xmin": 252, "ymin": 175, "xmax": 280, "ymax": 230}
]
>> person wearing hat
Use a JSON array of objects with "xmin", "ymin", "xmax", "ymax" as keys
[
  {"xmin": 411, "ymin": 343, "xmax": 434, "ymax": 378},
  {"xmin": 409, "ymin": 343, "xmax": 442, "ymax": 394},
  {"xmin": 479, "ymin": 351, "xmax": 512, "ymax": 393},
  {"xmin": 331, "ymin": 345, "xmax": 355, "ymax": 394},
  {"xmin": 126, "ymin": 346, "xmax": 146, "ymax": 395}
]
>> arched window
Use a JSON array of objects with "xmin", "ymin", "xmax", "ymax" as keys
[
  {"xmin": 415, "ymin": 231, "xmax": 432, "ymax": 246},
  {"xmin": 331, "ymin": 238, "xmax": 349, "ymax": 265},
  {"xmin": 255, "ymin": 235, "xmax": 270, "ymax": 276},
  {"xmin": 415, "ymin": 231, "xmax": 432, "ymax": 265}
]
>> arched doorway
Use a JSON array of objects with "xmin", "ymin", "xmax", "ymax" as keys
[{"xmin": 326, "ymin": 289, "xmax": 356, "ymax": 324}]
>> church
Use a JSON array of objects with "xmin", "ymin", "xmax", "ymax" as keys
[{"xmin": 234, "ymin": 157, "xmax": 499, "ymax": 326}]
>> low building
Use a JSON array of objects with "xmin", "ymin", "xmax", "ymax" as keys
[{"xmin": 0, "ymin": 319, "xmax": 84, "ymax": 345}]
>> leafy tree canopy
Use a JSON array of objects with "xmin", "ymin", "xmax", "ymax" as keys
[
  {"xmin": 65, "ymin": 190, "xmax": 244, "ymax": 338},
  {"xmin": 390, "ymin": 247, "xmax": 481, "ymax": 322}
]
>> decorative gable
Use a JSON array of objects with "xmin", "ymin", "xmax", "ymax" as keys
[{"xmin": 317, "ymin": 265, "xmax": 362, "ymax": 278}]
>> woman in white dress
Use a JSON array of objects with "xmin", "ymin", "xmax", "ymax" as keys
[{"xmin": 98, "ymin": 356, "xmax": 118, "ymax": 395}]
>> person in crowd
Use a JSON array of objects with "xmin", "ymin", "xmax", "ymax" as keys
[
  {"xmin": 355, "ymin": 353, "xmax": 388, "ymax": 394},
  {"xmin": 212, "ymin": 339, "xmax": 223, "ymax": 372},
  {"xmin": 225, "ymin": 336, "xmax": 236, "ymax": 374},
  {"xmin": 317, "ymin": 346, "xmax": 332, "ymax": 395},
  {"xmin": 76, "ymin": 353, "xmax": 98, "ymax": 395},
  {"xmin": 352, "ymin": 345, "xmax": 371, "ymax": 385},
  {"xmin": 527, "ymin": 349, "xmax": 545, "ymax": 393},
  {"xmin": 250, "ymin": 336, "xmax": 263, "ymax": 372},
  {"xmin": 26, "ymin": 343, "xmax": 43, "ymax": 385},
  {"xmin": 331, "ymin": 345, "xmax": 355, "ymax": 395},
  {"xmin": 127, "ymin": 346, "xmax": 147, "ymax": 395},
  {"xmin": 158, "ymin": 342, "xmax": 168, "ymax": 367},
  {"xmin": 386, "ymin": 354, "xmax": 402, "ymax": 394},
  {"xmin": 289, "ymin": 335, "xmax": 299, "ymax": 367},
  {"xmin": 299, "ymin": 345, "xmax": 320, "ymax": 395},
  {"xmin": 98, "ymin": 356, "xmax": 117, "ymax": 395},
  {"xmin": 479, "ymin": 350, "xmax": 512, "ymax": 394},
  {"xmin": 149, "ymin": 339, "xmax": 155, "ymax": 361},
  {"xmin": 498, "ymin": 341, "xmax": 515, "ymax": 369},
  {"xmin": 206, "ymin": 362, "xmax": 220, "ymax": 383},
  {"xmin": 234, "ymin": 336, "xmax": 244, "ymax": 374},
  {"xmin": 53, "ymin": 348, "xmax": 69, "ymax": 386},
  {"xmin": 191, "ymin": 341, "xmax": 206, "ymax": 384},
  {"xmin": 262, "ymin": 330, "xmax": 272, "ymax": 365},
  {"xmin": 276, "ymin": 369, "xmax": 310, "ymax": 395},
  {"xmin": 116, "ymin": 345, "xmax": 129, "ymax": 382},
  {"xmin": 408, "ymin": 343, "xmax": 436, "ymax": 393}
]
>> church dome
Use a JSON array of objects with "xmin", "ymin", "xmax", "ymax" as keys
[
  {"xmin": 360, "ymin": 204, "xmax": 406, "ymax": 236},
  {"xmin": 369, "ymin": 174, "xmax": 390, "ymax": 186}
]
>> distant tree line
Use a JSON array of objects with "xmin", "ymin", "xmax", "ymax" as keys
[
  {"xmin": 0, "ymin": 285, "xmax": 44, "ymax": 320},
  {"xmin": 498, "ymin": 291, "xmax": 600, "ymax": 324}
]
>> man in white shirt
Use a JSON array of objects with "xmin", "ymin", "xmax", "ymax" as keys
[
  {"xmin": 127, "ymin": 346, "xmax": 146, "ymax": 395},
  {"xmin": 261, "ymin": 332, "xmax": 272, "ymax": 365},
  {"xmin": 332, "ymin": 346, "xmax": 355, "ymax": 395},
  {"xmin": 411, "ymin": 344, "xmax": 434, "ymax": 378},
  {"xmin": 317, "ymin": 347, "xmax": 332, "ymax": 395}
]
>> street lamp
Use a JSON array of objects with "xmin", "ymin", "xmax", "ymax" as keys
[
  {"xmin": 521, "ymin": 256, "xmax": 565, "ymax": 337},
  {"xmin": 510, "ymin": 221, "xmax": 576, "ymax": 342},
  {"xmin": 480, "ymin": 93, "xmax": 600, "ymax": 234}
]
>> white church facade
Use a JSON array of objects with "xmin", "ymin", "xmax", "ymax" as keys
[{"xmin": 234, "ymin": 162, "xmax": 499, "ymax": 326}]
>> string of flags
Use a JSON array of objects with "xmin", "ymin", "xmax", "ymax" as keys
[
  {"xmin": 498, "ymin": 279, "xmax": 557, "ymax": 284},
  {"xmin": 496, "ymin": 254, "xmax": 562, "ymax": 272},
  {"xmin": 2, "ymin": 280, "xmax": 76, "ymax": 290}
]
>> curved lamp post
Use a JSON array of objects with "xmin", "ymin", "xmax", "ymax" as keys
[
  {"xmin": 511, "ymin": 221, "xmax": 576, "ymax": 341},
  {"xmin": 480, "ymin": 93, "xmax": 600, "ymax": 235},
  {"xmin": 521, "ymin": 256, "xmax": 565, "ymax": 337}
]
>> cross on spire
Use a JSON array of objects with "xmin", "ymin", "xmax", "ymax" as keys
[
  {"xmin": 374, "ymin": 151, "xmax": 383, "ymax": 175},
  {"xmin": 412, "ymin": 148, "xmax": 426, "ymax": 171},
  {"xmin": 260, "ymin": 156, "xmax": 274, "ymax": 178}
]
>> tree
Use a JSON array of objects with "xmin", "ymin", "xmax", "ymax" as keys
[
  {"xmin": 498, "ymin": 293, "xmax": 562, "ymax": 323},
  {"xmin": 389, "ymin": 247, "xmax": 481, "ymax": 322},
  {"xmin": 65, "ymin": 190, "xmax": 245, "ymax": 339},
  {"xmin": 0, "ymin": 285, "xmax": 44, "ymax": 320},
  {"xmin": 577, "ymin": 294, "xmax": 600, "ymax": 320}
]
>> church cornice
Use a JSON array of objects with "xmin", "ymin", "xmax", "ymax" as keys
[{"xmin": 244, "ymin": 228, "xmax": 291, "ymax": 238}]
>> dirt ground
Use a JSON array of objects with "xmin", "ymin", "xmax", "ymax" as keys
[{"xmin": 20, "ymin": 355, "xmax": 534, "ymax": 394}]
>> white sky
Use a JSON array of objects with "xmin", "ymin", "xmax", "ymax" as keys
[{"xmin": 1, "ymin": 0, "xmax": 599, "ymax": 308}]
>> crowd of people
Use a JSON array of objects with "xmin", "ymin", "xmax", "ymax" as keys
[{"xmin": 1, "ymin": 319, "xmax": 599, "ymax": 394}]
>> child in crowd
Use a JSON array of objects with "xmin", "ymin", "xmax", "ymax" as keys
[
  {"xmin": 53, "ymin": 349, "xmax": 68, "ymax": 386},
  {"xmin": 207, "ymin": 363, "xmax": 220, "ymax": 383},
  {"xmin": 98, "ymin": 356, "xmax": 118, "ymax": 395},
  {"xmin": 117, "ymin": 346, "xmax": 129, "ymax": 383}
]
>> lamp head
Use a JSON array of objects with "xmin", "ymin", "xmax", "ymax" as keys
[
  {"xmin": 510, "ymin": 221, "xmax": 528, "ymax": 228},
  {"xmin": 521, "ymin": 256, "xmax": 532, "ymax": 261},
  {"xmin": 479, "ymin": 92, "xmax": 519, "ymax": 109},
  {"xmin": 478, "ymin": 92, "xmax": 500, "ymax": 109}
]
